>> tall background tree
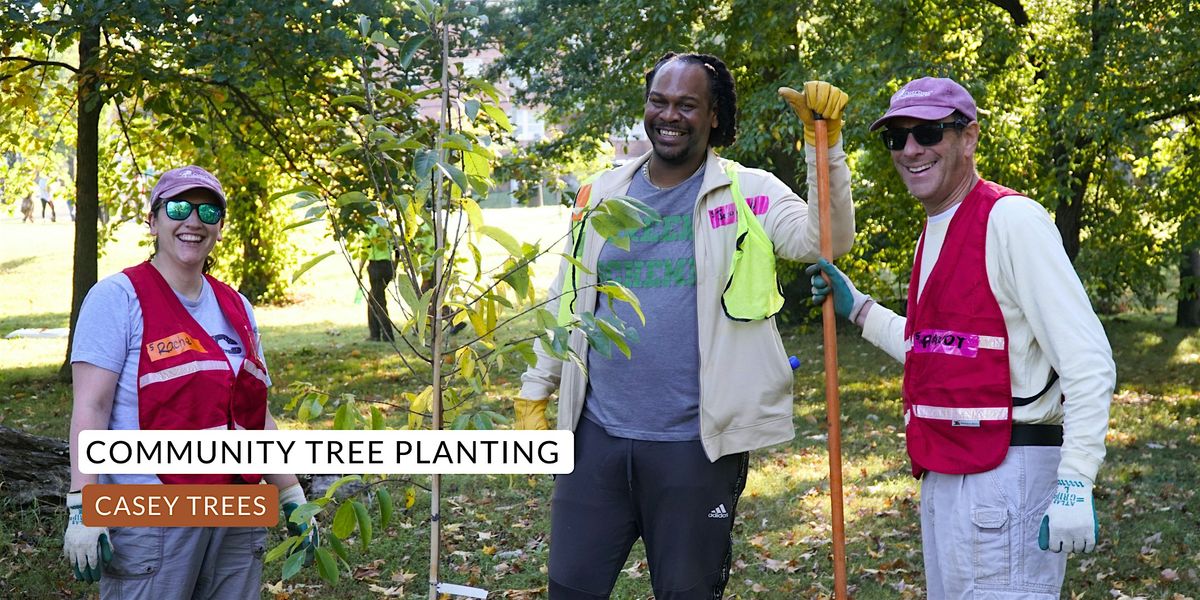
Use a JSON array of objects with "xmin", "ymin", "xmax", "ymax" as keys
[
  {"xmin": 0, "ymin": 0, "xmax": 382, "ymax": 381},
  {"xmin": 485, "ymin": 0, "xmax": 1200, "ymax": 323}
]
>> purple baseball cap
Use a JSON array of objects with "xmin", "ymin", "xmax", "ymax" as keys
[
  {"xmin": 870, "ymin": 77, "xmax": 977, "ymax": 131},
  {"xmin": 150, "ymin": 165, "xmax": 227, "ymax": 209}
]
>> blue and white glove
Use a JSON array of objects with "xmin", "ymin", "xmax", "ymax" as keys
[
  {"xmin": 1039, "ymin": 474, "xmax": 1099, "ymax": 553},
  {"xmin": 280, "ymin": 483, "xmax": 319, "ymax": 566},
  {"xmin": 806, "ymin": 258, "xmax": 872, "ymax": 325},
  {"xmin": 64, "ymin": 491, "xmax": 113, "ymax": 582}
]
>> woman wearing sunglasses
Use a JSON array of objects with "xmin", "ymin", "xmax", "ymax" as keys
[{"xmin": 63, "ymin": 165, "xmax": 316, "ymax": 597}]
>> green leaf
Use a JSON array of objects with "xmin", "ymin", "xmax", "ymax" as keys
[
  {"xmin": 332, "ymin": 501, "xmax": 357, "ymax": 539},
  {"xmin": 330, "ymin": 142, "xmax": 360, "ymax": 158},
  {"xmin": 333, "ymin": 404, "xmax": 349, "ymax": 430},
  {"xmin": 463, "ymin": 147, "xmax": 491, "ymax": 189},
  {"xmin": 283, "ymin": 217, "xmax": 324, "ymax": 232},
  {"xmin": 414, "ymin": 150, "xmax": 438, "ymax": 180},
  {"xmin": 596, "ymin": 316, "xmax": 632, "ymax": 359},
  {"xmin": 436, "ymin": 160, "xmax": 469, "ymax": 195},
  {"xmin": 351, "ymin": 500, "xmax": 373, "ymax": 550},
  {"xmin": 469, "ymin": 77, "xmax": 502, "ymax": 103},
  {"xmin": 460, "ymin": 196, "xmax": 483, "ymax": 232},
  {"xmin": 287, "ymin": 501, "xmax": 323, "ymax": 525},
  {"xmin": 450, "ymin": 413, "xmax": 471, "ymax": 430},
  {"xmin": 265, "ymin": 537, "xmax": 300, "ymax": 563},
  {"xmin": 327, "ymin": 533, "xmax": 349, "ymax": 562},
  {"xmin": 371, "ymin": 405, "xmax": 385, "ymax": 430},
  {"xmin": 480, "ymin": 225, "xmax": 521, "ymax": 256},
  {"xmin": 323, "ymin": 475, "xmax": 363, "ymax": 499},
  {"xmin": 287, "ymin": 192, "xmax": 320, "ymax": 210},
  {"xmin": 399, "ymin": 34, "xmax": 428, "ymax": 68},
  {"xmin": 379, "ymin": 88, "xmax": 413, "ymax": 103},
  {"xmin": 472, "ymin": 412, "xmax": 495, "ymax": 430},
  {"xmin": 369, "ymin": 29, "xmax": 399, "ymax": 49},
  {"xmin": 336, "ymin": 191, "xmax": 370, "ymax": 208},
  {"xmin": 315, "ymin": 548, "xmax": 339, "ymax": 584},
  {"xmin": 481, "ymin": 102, "xmax": 513, "ymax": 132},
  {"xmin": 292, "ymin": 251, "xmax": 335, "ymax": 283},
  {"xmin": 377, "ymin": 487, "xmax": 394, "ymax": 529},
  {"xmin": 282, "ymin": 549, "xmax": 305, "ymax": 580},
  {"xmin": 596, "ymin": 282, "xmax": 645, "ymax": 324},
  {"xmin": 500, "ymin": 260, "xmax": 530, "ymax": 298},
  {"xmin": 331, "ymin": 95, "xmax": 367, "ymax": 108},
  {"xmin": 464, "ymin": 98, "xmax": 481, "ymax": 121},
  {"xmin": 273, "ymin": 186, "xmax": 320, "ymax": 203},
  {"xmin": 559, "ymin": 252, "xmax": 593, "ymax": 275}
]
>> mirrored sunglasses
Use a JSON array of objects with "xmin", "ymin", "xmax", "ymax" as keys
[
  {"xmin": 158, "ymin": 199, "xmax": 224, "ymax": 225},
  {"xmin": 880, "ymin": 121, "xmax": 967, "ymax": 151}
]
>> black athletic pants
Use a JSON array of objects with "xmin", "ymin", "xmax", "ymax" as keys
[
  {"xmin": 549, "ymin": 417, "xmax": 749, "ymax": 599},
  {"xmin": 366, "ymin": 259, "xmax": 395, "ymax": 341}
]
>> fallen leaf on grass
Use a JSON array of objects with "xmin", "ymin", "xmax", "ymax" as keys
[
  {"xmin": 391, "ymin": 571, "xmax": 417, "ymax": 584},
  {"xmin": 368, "ymin": 583, "xmax": 406, "ymax": 596}
]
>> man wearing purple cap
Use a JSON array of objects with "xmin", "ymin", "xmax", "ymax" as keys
[
  {"xmin": 64, "ymin": 165, "xmax": 318, "ymax": 597},
  {"xmin": 809, "ymin": 78, "xmax": 1115, "ymax": 598}
]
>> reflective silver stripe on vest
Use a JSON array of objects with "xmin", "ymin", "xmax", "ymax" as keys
[
  {"xmin": 138, "ymin": 360, "xmax": 230, "ymax": 388},
  {"xmin": 911, "ymin": 404, "xmax": 1008, "ymax": 421},
  {"xmin": 977, "ymin": 335, "xmax": 1005, "ymax": 350},
  {"xmin": 241, "ymin": 360, "xmax": 270, "ymax": 387}
]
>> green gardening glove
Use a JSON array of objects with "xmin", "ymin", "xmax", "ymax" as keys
[
  {"xmin": 806, "ymin": 258, "xmax": 871, "ymax": 323},
  {"xmin": 280, "ymin": 484, "xmax": 319, "ymax": 566}
]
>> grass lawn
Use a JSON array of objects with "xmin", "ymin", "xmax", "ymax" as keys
[{"xmin": 1, "ymin": 213, "xmax": 1198, "ymax": 599}]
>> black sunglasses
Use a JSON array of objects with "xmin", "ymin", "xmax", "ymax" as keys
[
  {"xmin": 880, "ymin": 120, "xmax": 968, "ymax": 151},
  {"xmin": 156, "ymin": 198, "xmax": 224, "ymax": 225}
]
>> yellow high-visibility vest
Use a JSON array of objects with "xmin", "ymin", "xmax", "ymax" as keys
[{"xmin": 556, "ymin": 163, "xmax": 782, "ymax": 326}]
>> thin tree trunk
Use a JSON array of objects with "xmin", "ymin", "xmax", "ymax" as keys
[
  {"xmin": 1177, "ymin": 248, "xmax": 1200, "ymax": 327},
  {"xmin": 429, "ymin": 5, "xmax": 450, "ymax": 598},
  {"xmin": 59, "ymin": 20, "xmax": 103, "ymax": 381}
]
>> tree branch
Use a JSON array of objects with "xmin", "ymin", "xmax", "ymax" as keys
[
  {"xmin": 1142, "ymin": 100, "xmax": 1200, "ymax": 126},
  {"xmin": 0, "ymin": 55, "xmax": 79, "ymax": 75},
  {"xmin": 985, "ymin": 0, "xmax": 1030, "ymax": 27}
]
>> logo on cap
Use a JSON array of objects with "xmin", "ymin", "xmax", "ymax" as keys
[{"xmin": 896, "ymin": 89, "xmax": 932, "ymax": 99}]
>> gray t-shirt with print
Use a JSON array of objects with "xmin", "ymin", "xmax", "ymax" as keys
[
  {"xmin": 583, "ymin": 165, "xmax": 703, "ymax": 441},
  {"xmin": 71, "ymin": 271, "xmax": 267, "ymax": 484}
]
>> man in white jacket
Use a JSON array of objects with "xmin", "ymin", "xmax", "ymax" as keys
[
  {"xmin": 810, "ymin": 76, "xmax": 1115, "ymax": 599},
  {"xmin": 515, "ymin": 52, "xmax": 855, "ymax": 599}
]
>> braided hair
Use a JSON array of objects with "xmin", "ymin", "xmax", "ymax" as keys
[{"xmin": 643, "ymin": 52, "xmax": 738, "ymax": 147}]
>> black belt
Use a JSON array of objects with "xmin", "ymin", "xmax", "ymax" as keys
[{"xmin": 1011, "ymin": 424, "xmax": 1063, "ymax": 447}]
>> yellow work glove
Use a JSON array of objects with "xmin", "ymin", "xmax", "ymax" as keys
[
  {"xmin": 513, "ymin": 397, "xmax": 550, "ymax": 430},
  {"xmin": 778, "ymin": 81, "xmax": 849, "ymax": 147}
]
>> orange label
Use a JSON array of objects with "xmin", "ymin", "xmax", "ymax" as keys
[
  {"xmin": 146, "ymin": 332, "xmax": 207, "ymax": 362},
  {"xmin": 571, "ymin": 184, "xmax": 592, "ymax": 221},
  {"xmin": 81, "ymin": 484, "xmax": 278, "ymax": 527}
]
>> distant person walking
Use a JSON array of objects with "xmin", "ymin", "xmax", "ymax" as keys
[
  {"xmin": 360, "ymin": 222, "xmax": 396, "ymax": 342},
  {"xmin": 21, "ymin": 194, "xmax": 35, "ymax": 223},
  {"xmin": 37, "ymin": 176, "xmax": 56, "ymax": 222}
]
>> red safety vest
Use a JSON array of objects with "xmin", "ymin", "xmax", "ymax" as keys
[
  {"xmin": 124, "ymin": 262, "xmax": 269, "ymax": 485},
  {"xmin": 902, "ymin": 180, "xmax": 1017, "ymax": 478}
]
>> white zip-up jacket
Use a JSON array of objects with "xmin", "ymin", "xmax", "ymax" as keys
[{"xmin": 520, "ymin": 144, "xmax": 855, "ymax": 461}]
